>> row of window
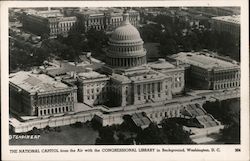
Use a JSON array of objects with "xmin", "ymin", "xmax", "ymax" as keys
[
  {"xmin": 88, "ymin": 19, "xmax": 104, "ymax": 24},
  {"xmin": 149, "ymin": 110, "xmax": 179, "ymax": 119},
  {"xmin": 85, "ymin": 82, "xmax": 107, "ymax": 88},
  {"xmin": 37, "ymin": 95, "xmax": 72, "ymax": 105},
  {"xmin": 110, "ymin": 45, "xmax": 142, "ymax": 53},
  {"xmin": 137, "ymin": 93, "xmax": 162, "ymax": 100},
  {"xmin": 110, "ymin": 57, "xmax": 145, "ymax": 67},
  {"xmin": 39, "ymin": 106, "xmax": 71, "ymax": 116},
  {"xmin": 173, "ymin": 82, "xmax": 182, "ymax": 88},
  {"xmin": 50, "ymin": 26, "xmax": 75, "ymax": 34},
  {"xmin": 213, "ymin": 72, "xmax": 240, "ymax": 81},
  {"xmin": 86, "ymin": 25, "xmax": 105, "ymax": 31},
  {"xmin": 214, "ymin": 81, "xmax": 240, "ymax": 90},
  {"xmin": 86, "ymin": 93, "xmax": 107, "ymax": 101},
  {"xmin": 111, "ymin": 18, "xmax": 122, "ymax": 23},
  {"xmin": 138, "ymin": 82, "xmax": 162, "ymax": 95},
  {"xmin": 86, "ymin": 86, "xmax": 109, "ymax": 94},
  {"xmin": 50, "ymin": 22, "xmax": 75, "ymax": 29}
]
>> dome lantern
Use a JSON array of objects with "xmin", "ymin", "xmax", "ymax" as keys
[{"xmin": 122, "ymin": 13, "xmax": 130, "ymax": 25}]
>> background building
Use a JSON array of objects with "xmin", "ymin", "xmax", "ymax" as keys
[
  {"xmin": 20, "ymin": 7, "xmax": 140, "ymax": 36},
  {"xmin": 73, "ymin": 8, "xmax": 140, "ymax": 32},
  {"xmin": 211, "ymin": 15, "xmax": 240, "ymax": 39},
  {"xmin": 189, "ymin": 7, "xmax": 240, "ymax": 17},
  {"xmin": 22, "ymin": 8, "xmax": 77, "ymax": 37},
  {"xmin": 169, "ymin": 51, "xmax": 240, "ymax": 90}
]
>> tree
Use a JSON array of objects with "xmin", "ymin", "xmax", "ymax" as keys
[
  {"xmin": 219, "ymin": 120, "xmax": 240, "ymax": 144},
  {"xmin": 203, "ymin": 99, "xmax": 240, "ymax": 144},
  {"xmin": 86, "ymin": 28, "xmax": 108, "ymax": 52},
  {"xmin": 162, "ymin": 119, "xmax": 193, "ymax": 144},
  {"xmin": 203, "ymin": 99, "xmax": 240, "ymax": 125},
  {"xmin": 140, "ymin": 24, "xmax": 162, "ymax": 42},
  {"xmin": 136, "ymin": 123, "xmax": 168, "ymax": 144},
  {"xmin": 159, "ymin": 34, "xmax": 179, "ymax": 56},
  {"xmin": 95, "ymin": 126, "xmax": 116, "ymax": 145}
]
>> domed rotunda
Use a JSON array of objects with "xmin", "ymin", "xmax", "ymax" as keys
[{"xmin": 105, "ymin": 13, "xmax": 147, "ymax": 68}]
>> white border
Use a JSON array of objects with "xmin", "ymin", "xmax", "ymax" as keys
[{"xmin": 1, "ymin": 1, "xmax": 249, "ymax": 161}]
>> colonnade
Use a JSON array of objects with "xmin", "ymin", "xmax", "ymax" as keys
[
  {"xmin": 213, "ymin": 70, "xmax": 240, "ymax": 81},
  {"xmin": 212, "ymin": 70, "xmax": 240, "ymax": 90},
  {"xmin": 108, "ymin": 56, "xmax": 146, "ymax": 67},
  {"xmin": 39, "ymin": 105, "xmax": 72, "ymax": 116},
  {"xmin": 37, "ymin": 93, "xmax": 73, "ymax": 106},
  {"xmin": 213, "ymin": 81, "xmax": 240, "ymax": 90},
  {"xmin": 148, "ymin": 108, "xmax": 181, "ymax": 120},
  {"xmin": 134, "ymin": 82, "xmax": 164, "ymax": 101}
]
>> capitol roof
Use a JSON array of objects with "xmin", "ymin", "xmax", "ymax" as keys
[
  {"xmin": 78, "ymin": 71, "xmax": 107, "ymax": 80},
  {"xmin": 148, "ymin": 58, "xmax": 175, "ymax": 70},
  {"xmin": 9, "ymin": 71, "xmax": 69, "ymax": 93},
  {"xmin": 25, "ymin": 9, "xmax": 63, "ymax": 18}
]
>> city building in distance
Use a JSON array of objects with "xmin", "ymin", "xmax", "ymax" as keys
[
  {"xmin": 20, "ymin": 7, "xmax": 140, "ymax": 37},
  {"xmin": 9, "ymin": 7, "xmax": 241, "ymax": 144},
  {"xmin": 74, "ymin": 7, "xmax": 140, "ymax": 32},
  {"xmin": 22, "ymin": 8, "xmax": 77, "ymax": 38},
  {"xmin": 211, "ymin": 15, "xmax": 240, "ymax": 39},
  {"xmin": 169, "ymin": 51, "xmax": 240, "ymax": 90}
]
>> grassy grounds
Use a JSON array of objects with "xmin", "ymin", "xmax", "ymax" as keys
[{"xmin": 9, "ymin": 124, "xmax": 98, "ymax": 145}]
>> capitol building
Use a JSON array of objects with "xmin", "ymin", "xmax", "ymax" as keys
[
  {"xmin": 9, "ymin": 12, "xmax": 240, "ymax": 134},
  {"xmin": 75, "ymin": 13, "xmax": 185, "ymax": 108}
]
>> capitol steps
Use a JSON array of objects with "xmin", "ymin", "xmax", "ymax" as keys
[{"xmin": 182, "ymin": 103, "xmax": 221, "ymax": 128}]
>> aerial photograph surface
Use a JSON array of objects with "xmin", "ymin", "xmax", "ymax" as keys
[{"xmin": 9, "ymin": 7, "xmax": 240, "ymax": 145}]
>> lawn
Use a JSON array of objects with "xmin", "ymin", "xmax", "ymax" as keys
[{"xmin": 9, "ymin": 124, "xmax": 99, "ymax": 145}]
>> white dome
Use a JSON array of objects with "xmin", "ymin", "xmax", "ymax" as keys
[
  {"xmin": 110, "ymin": 24, "xmax": 142, "ymax": 42},
  {"xmin": 105, "ymin": 13, "xmax": 147, "ymax": 68},
  {"xmin": 110, "ymin": 13, "xmax": 142, "ymax": 42}
]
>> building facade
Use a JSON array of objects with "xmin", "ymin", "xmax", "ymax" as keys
[
  {"xmin": 77, "ymin": 69, "xmax": 110, "ymax": 106},
  {"xmin": 22, "ymin": 9, "xmax": 77, "ymax": 37},
  {"xmin": 74, "ymin": 8, "xmax": 140, "ymax": 32},
  {"xmin": 148, "ymin": 59, "xmax": 185, "ymax": 95},
  {"xmin": 169, "ymin": 52, "xmax": 240, "ymax": 90},
  {"xmin": 211, "ymin": 15, "xmax": 240, "ymax": 39},
  {"xmin": 9, "ymin": 71, "xmax": 77, "ymax": 117},
  {"xmin": 21, "ymin": 8, "xmax": 140, "ymax": 36}
]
